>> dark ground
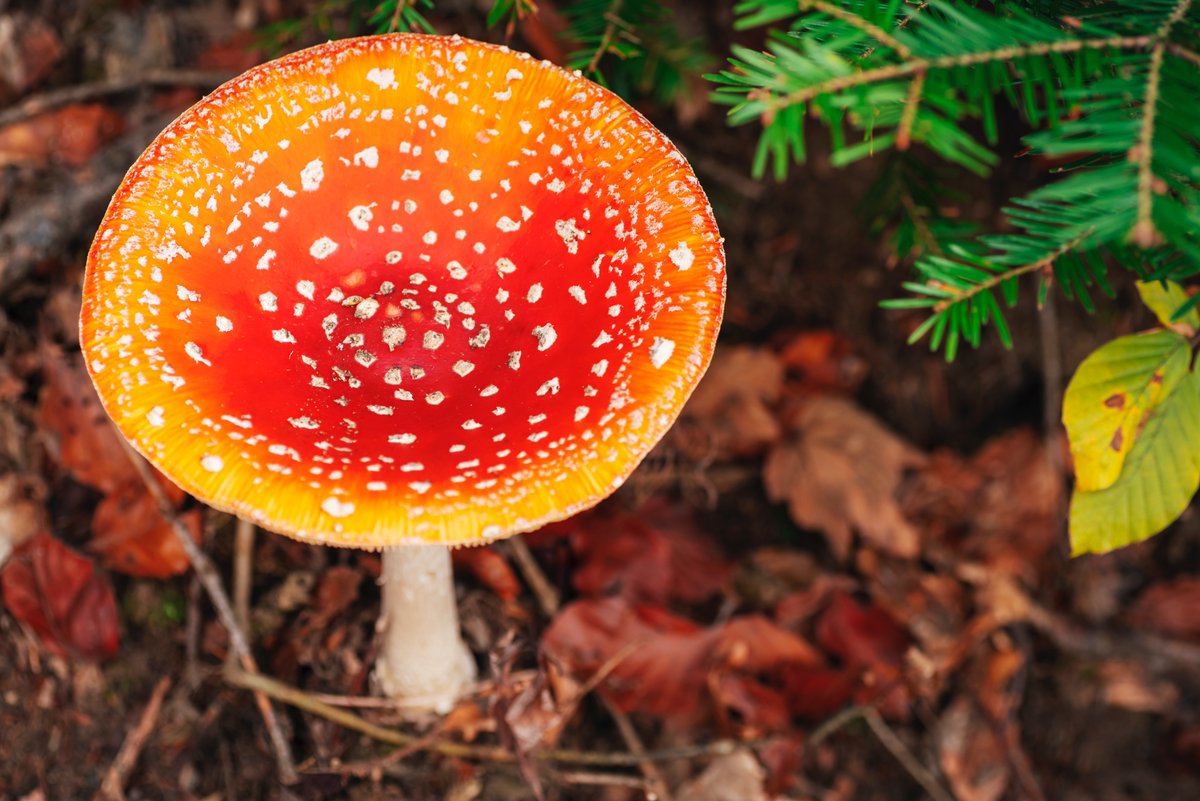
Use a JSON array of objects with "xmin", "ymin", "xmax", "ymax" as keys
[{"xmin": 1, "ymin": 2, "xmax": 1198, "ymax": 800}]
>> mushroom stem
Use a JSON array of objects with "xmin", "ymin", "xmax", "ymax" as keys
[{"xmin": 375, "ymin": 544, "xmax": 476, "ymax": 712}]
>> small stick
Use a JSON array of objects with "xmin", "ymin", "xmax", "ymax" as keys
[
  {"xmin": 93, "ymin": 677, "xmax": 172, "ymax": 801},
  {"xmin": 863, "ymin": 709, "xmax": 954, "ymax": 801},
  {"xmin": 600, "ymin": 693, "xmax": 674, "ymax": 801},
  {"xmin": 120, "ymin": 440, "xmax": 299, "ymax": 784},
  {"xmin": 0, "ymin": 69, "xmax": 234, "ymax": 128},
  {"xmin": 226, "ymin": 667, "xmax": 761, "ymax": 767},
  {"xmin": 231, "ymin": 517, "xmax": 256, "ymax": 654},
  {"xmin": 501, "ymin": 538, "xmax": 560, "ymax": 616}
]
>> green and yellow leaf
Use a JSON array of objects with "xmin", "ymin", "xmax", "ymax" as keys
[
  {"xmin": 1062, "ymin": 330, "xmax": 1190, "ymax": 492},
  {"xmin": 1136, "ymin": 280, "xmax": 1199, "ymax": 337},
  {"xmin": 1070, "ymin": 368, "xmax": 1200, "ymax": 555}
]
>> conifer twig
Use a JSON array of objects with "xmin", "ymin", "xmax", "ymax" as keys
[{"xmin": 801, "ymin": 0, "xmax": 912, "ymax": 58}]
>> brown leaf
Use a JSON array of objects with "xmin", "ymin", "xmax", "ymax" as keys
[
  {"xmin": 38, "ymin": 341, "xmax": 137, "ymax": 494},
  {"xmin": 778, "ymin": 330, "xmax": 868, "ymax": 395},
  {"xmin": 0, "ymin": 14, "xmax": 63, "ymax": 96},
  {"xmin": 567, "ymin": 501, "xmax": 730, "ymax": 604},
  {"xmin": 454, "ymin": 545, "xmax": 522, "ymax": 602},
  {"xmin": 0, "ymin": 473, "xmax": 44, "ymax": 565},
  {"xmin": 541, "ymin": 597, "xmax": 820, "ymax": 725},
  {"xmin": 677, "ymin": 751, "xmax": 769, "ymax": 801},
  {"xmin": 764, "ymin": 397, "xmax": 924, "ymax": 559},
  {"xmin": 936, "ymin": 697, "xmax": 1011, "ymax": 801},
  {"xmin": 1126, "ymin": 577, "xmax": 1200, "ymax": 640},
  {"xmin": 0, "ymin": 104, "xmax": 124, "ymax": 167},
  {"xmin": 90, "ymin": 477, "xmax": 200, "ymax": 578},
  {"xmin": 681, "ymin": 347, "xmax": 784, "ymax": 457},
  {"xmin": 1, "ymin": 532, "xmax": 119, "ymax": 660}
]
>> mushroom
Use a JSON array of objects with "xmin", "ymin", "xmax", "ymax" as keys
[{"xmin": 80, "ymin": 34, "xmax": 724, "ymax": 711}]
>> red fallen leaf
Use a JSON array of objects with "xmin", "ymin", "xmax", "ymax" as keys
[
  {"xmin": 778, "ymin": 330, "xmax": 868, "ymax": 395},
  {"xmin": 0, "ymin": 14, "xmax": 63, "ymax": 96},
  {"xmin": 813, "ymin": 592, "xmax": 911, "ymax": 720},
  {"xmin": 779, "ymin": 665, "xmax": 858, "ymax": 720},
  {"xmin": 567, "ymin": 500, "xmax": 730, "ymax": 604},
  {"xmin": 38, "ymin": 341, "xmax": 137, "ymax": 495},
  {"xmin": 711, "ymin": 673, "xmax": 792, "ymax": 734},
  {"xmin": 90, "ymin": 477, "xmax": 200, "ymax": 578},
  {"xmin": 1, "ymin": 533, "xmax": 119, "ymax": 660},
  {"xmin": 0, "ymin": 104, "xmax": 124, "ymax": 167},
  {"xmin": 815, "ymin": 592, "xmax": 908, "ymax": 671},
  {"xmin": 1126, "ymin": 577, "xmax": 1200, "ymax": 640},
  {"xmin": 454, "ymin": 545, "xmax": 521, "ymax": 602},
  {"xmin": 542, "ymin": 597, "xmax": 820, "ymax": 725}
]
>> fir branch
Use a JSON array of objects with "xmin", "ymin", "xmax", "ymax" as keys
[
  {"xmin": 801, "ymin": 0, "xmax": 913, "ymax": 58},
  {"xmin": 895, "ymin": 69, "xmax": 926, "ymax": 150},
  {"xmin": 752, "ymin": 34, "xmax": 1153, "ymax": 117}
]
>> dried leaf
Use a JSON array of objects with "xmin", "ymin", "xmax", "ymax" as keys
[
  {"xmin": 0, "ymin": 473, "xmax": 43, "ymax": 568},
  {"xmin": 0, "ymin": 104, "xmax": 124, "ymax": 167},
  {"xmin": 1, "ymin": 532, "xmax": 119, "ymax": 660},
  {"xmin": 0, "ymin": 14, "xmax": 63, "ymax": 96},
  {"xmin": 681, "ymin": 347, "xmax": 784, "ymax": 457},
  {"xmin": 764, "ymin": 397, "xmax": 923, "ymax": 559},
  {"xmin": 1126, "ymin": 577, "xmax": 1200, "ymax": 640},
  {"xmin": 542, "ymin": 597, "xmax": 820, "ymax": 724},
  {"xmin": 778, "ymin": 330, "xmax": 868, "ymax": 395},
  {"xmin": 454, "ymin": 545, "xmax": 521, "ymax": 602},
  {"xmin": 38, "ymin": 341, "xmax": 136, "ymax": 494},
  {"xmin": 568, "ymin": 501, "xmax": 730, "ymax": 604},
  {"xmin": 677, "ymin": 751, "xmax": 769, "ymax": 801},
  {"xmin": 90, "ymin": 477, "xmax": 200, "ymax": 578},
  {"xmin": 936, "ymin": 697, "xmax": 1010, "ymax": 801}
]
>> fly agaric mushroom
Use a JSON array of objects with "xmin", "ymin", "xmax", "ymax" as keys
[{"xmin": 80, "ymin": 34, "xmax": 724, "ymax": 711}]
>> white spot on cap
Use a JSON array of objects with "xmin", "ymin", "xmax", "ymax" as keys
[
  {"xmin": 296, "ymin": 280, "xmax": 315, "ymax": 300},
  {"xmin": 354, "ymin": 147, "xmax": 379, "ymax": 168},
  {"xmin": 201, "ymin": 455, "xmax": 223, "ymax": 472},
  {"xmin": 259, "ymin": 292, "xmax": 278, "ymax": 311},
  {"xmin": 574, "ymin": 406, "xmax": 589, "ymax": 422},
  {"xmin": 439, "ymin": 190, "xmax": 454, "ymax": 204},
  {"xmin": 216, "ymin": 316, "xmax": 233, "ymax": 332},
  {"xmin": 354, "ymin": 297, "xmax": 380, "ymax": 320},
  {"xmin": 507, "ymin": 351, "xmax": 522, "ymax": 370},
  {"xmin": 532, "ymin": 324, "xmax": 557, "ymax": 351},
  {"xmin": 366, "ymin": 67, "xmax": 397, "ymax": 89},
  {"xmin": 310, "ymin": 237, "xmax": 338, "ymax": 259},
  {"xmin": 389, "ymin": 433, "xmax": 417, "ymax": 444},
  {"xmin": 301, "ymin": 159, "xmax": 324, "ymax": 191},
  {"xmin": 650, "ymin": 337, "xmax": 676, "ymax": 368},
  {"xmin": 669, "ymin": 242, "xmax": 695, "ymax": 271},
  {"xmin": 497, "ymin": 216, "xmax": 520, "ymax": 232},
  {"xmin": 496, "ymin": 258, "xmax": 516, "ymax": 276},
  {"xmin": 272, "ymin": 329, "xmax": 296, "ymax": 343},
  {"xmin": 480, "ymin": 384, "xmax": 499, "ymax": 397},
  {"xmin": 289, "ymin": 417, "xmax": 319, "ymax": 429},
  {"xmin": 367, "ymin": 405, "xmax": 394, "ymax": 416},
  {"xmin": 555, "ymin": 218, "xmax": 586, "ymax": 254},
  {"xmin": 536, "ymin": 377, "xmax": 560, "ymax": 396},
  {"xmin": 453, "ymin": 360, "xmax": 475, "ymax": 377},
  {"xmin": 423, "ymin": 331, "xmax": 444, "ymax": 350},
  {"xmin": 462, "ymin": 419, "xmax": 482, "ymax": 430},
  {"xmin": 422, "ymin": 230, "xmax": 438, "ymax": 245},
  {"xmin": 569, "ymin": 286, "xmax": 587, "ymax": 304},
  {"xmin": 384, "ymin": 367, "xmax": 404, "ymax": 385},
  {"xmin": 146, "ymin": 406, "xmax": 165, "ymax": 427},
  {"xmin": 349, "ymin": 205, "xmax": 373, "ymax": 230},
  {"xmin": 592, "ymin": 331, "xmax": 613, "ymax": 347},
  {"xmin": 257, "ymin": 249, "xmax": 276, "ymax": 270},
  {"xmin": 321, "ymin": 497, "xmax": 355, "ymax": 518},
  {"xmin": 185, "ymin": 342, "xmax": 211, "ymax": 365},
  {"xmin": 426, "ymin": 391, "xmax": 445, "ymax": 405},
  {"xmin": 382, "ymin": 325, "xmax": 406, "ymax": 349},
  {"xmin": 527, "ymin": 283, "xmax": 543, "ymax": 303}
]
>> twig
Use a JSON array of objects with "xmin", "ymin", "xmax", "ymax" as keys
[
  {"xmin": 600, "ymin": 693, "xmax": 674, "ymax": 801},
  {"xmin": 0, "ymin": 69, "xmax": 233, "ymax": 129},
  {"xmin": 231, "ymin": 517, "xmax": 256, "ymax": 653},
  {"xmin": 863, "ymin": 709, "xmax": 955, "ymax": 801},
  {"xmin": 119, "ymin": 440, "xmax": 299, "ymax": 784},
  {"xmin": 554, "ymin": 770, "xmax": 648, "ymax": 789},
  {"xmin": 502, "ymin": 538, "xmax": 560, "ymax": 616},
  {"xmin": 226, "ymin": 668, "xmax": 763, "ymax": 767},
  {"xmin": 93, "ymin": 677, "xmax": 172, "ymax": 801}
]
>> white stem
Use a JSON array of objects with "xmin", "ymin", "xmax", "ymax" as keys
[{"xmin": 374, "ymin": 545, "xmax": 476, "ymax": 712}]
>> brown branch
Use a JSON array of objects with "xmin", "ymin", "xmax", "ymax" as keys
[
  {"xmin": 93, "ymin": 677, "xmax": 172, "ymax": 801},
  {"xmin": 863, "ymin": 709, "xmax": 956, "ymax": 801},
  {"xmin": 801, "ymin": 0, "xmax": 912, "ymax": 59},
  {"xmin": 895, "ymin": 69, "xmax": 926, "ymax": 150},
  {"xmin": 119, "ymin": 440, "xmax": 299, "ymax": 784},
  {"xmin": 0, "ymin": 69, "xmax": 233, "ymax": 129}
]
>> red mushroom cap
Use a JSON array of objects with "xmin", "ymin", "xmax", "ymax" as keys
[{"xmin": 81, "ymin": 34, "xmax": 724, "ymax": 548}]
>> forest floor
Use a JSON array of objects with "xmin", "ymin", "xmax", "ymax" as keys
[{"xmin": 1, "ymin": 1, "xmax": 1199, "ymax": 800}]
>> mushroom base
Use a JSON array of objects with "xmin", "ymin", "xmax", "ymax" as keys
[{"xmin": 374, "ymin": 545, "xmax": 476, "ymax": 712}]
